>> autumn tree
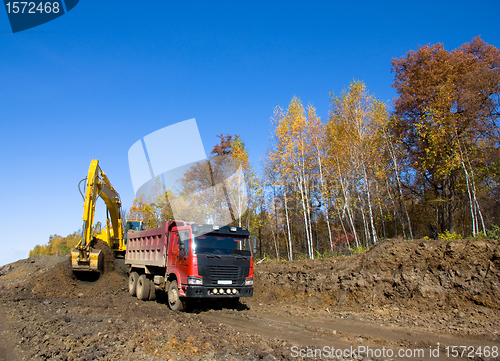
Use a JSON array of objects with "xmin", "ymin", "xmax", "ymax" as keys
[
  {"xmin": 327, "ymin": 80, "xmax": 391, "ymax": 247},
  {"xmin": 391, "ymin": 36, "xmax": 500, "ymax": 234},
  {"xmin": 267, "ymin": 97, "xmax": 330, "ymax": 259},
  {"xmin": 230, "ymin": 135, "xmax": 261, "ymax": 229},
  {"xmin": 165, "ymin": 133, "xmax": 257, "ymax": 227},
  {"xmin": 29, "ymin": 231, "xmax": 81, "ymax": 256},
  {"xmin": 307, "ymin": 104, "xmax": 335, "ymax": 251},
  {"xmin": 129, "ymin": 178, "xmax": 174, "ymax": 228}
]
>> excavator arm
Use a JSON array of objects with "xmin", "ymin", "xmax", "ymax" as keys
[{"xmin": 71, "ymin": 159, "xmax": 124, "ymax": 273}]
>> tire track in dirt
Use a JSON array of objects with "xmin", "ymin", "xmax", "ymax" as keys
[
  {"xmin": 199, "ymin": 308, "xmax": 500, "ymax": 360},
  {"xmin": 198, "ymin": 309, "xmax": 354, "ymax": 349}
]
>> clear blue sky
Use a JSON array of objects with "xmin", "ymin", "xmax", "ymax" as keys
[{"xmin": 1, "ymin": 1, "xmax": 499, "ymax": 266}]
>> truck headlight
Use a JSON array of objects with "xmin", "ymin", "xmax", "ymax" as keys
[
  {"xmin": 188, "ymin": 276, "xmax": 203, "ymax": 285},
  {"xmin": 244, "ymin": 278, "xmax": 253, "ymax": 286}
]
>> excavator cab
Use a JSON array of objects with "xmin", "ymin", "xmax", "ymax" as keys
[
  {"xmin": 126, "ymin": 220, "xmax": 143, "ymax": 232},
  {"xmin": 124, "ymin": 220, "xmax": 144, "ymax": 246}
]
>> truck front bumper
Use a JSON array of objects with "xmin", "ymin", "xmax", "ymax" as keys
[{"xmin": 183, "ymin": 285, "xmax": 253, "ymax": 298}]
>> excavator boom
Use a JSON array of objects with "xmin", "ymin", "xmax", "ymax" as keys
[{"xmin": 71, "ymin": 159, "xmax": 124, "ymax": 273}]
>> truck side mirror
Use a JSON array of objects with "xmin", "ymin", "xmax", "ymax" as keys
[{"xmin": 251, "ymin": 237, "xmax": 258, "ymax": 255}]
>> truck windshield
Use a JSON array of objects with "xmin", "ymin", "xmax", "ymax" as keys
[{"xmin": 193, "ymin": 235, "xmax": 251, "ymax": 256}]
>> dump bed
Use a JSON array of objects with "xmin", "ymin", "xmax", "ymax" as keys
[{"xmin": 125, "ymin": 221, "xmax": 173, "ymax": 268}]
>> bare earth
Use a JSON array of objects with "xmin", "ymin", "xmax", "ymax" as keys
[{"xmin": 0, "ymin": 238, "xmax": 499, "ymax": 360}]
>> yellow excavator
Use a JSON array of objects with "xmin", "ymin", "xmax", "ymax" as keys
[{"xmin": 71, "ymin": 159, "xmax": 141, "ymax": 273}]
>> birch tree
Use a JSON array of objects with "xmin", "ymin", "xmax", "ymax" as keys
[{"xmin": 328, "ymin": 80, "xmax": 384, "ymax": 246}]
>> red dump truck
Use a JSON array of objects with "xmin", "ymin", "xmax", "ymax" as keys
[{"xmin": 125, "ymin": 220, "xmax": 254, "ymax": 311}]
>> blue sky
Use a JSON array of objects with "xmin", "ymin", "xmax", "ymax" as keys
[{"xmin": 1, "ymin": 1, "xmax": 499, "ymax": 266}]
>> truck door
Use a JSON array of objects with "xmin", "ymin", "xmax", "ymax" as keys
[{"xmin": 169, "ymin": 226, "xmax": 191, "ymax": 285}]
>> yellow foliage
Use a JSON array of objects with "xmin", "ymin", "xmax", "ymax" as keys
[
  {"xmin": 29, "ymin": 231, "xmax": 81, "ymax": 257},
  {"xmin": 129, "ymin": 189, "xmax": 174, "ymax": 229}
]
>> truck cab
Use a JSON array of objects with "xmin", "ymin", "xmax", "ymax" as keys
[
  {"xmin": 125, "ymin": 221, "xmax": 254, "ymax": 311},
  {"xmin": 175, "ymin": 223, "xmax": 254, "ymax": 297}
]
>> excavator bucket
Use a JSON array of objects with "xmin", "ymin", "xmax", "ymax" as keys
[{"xmin": 71, "ymin": 248, "xmax": 103, "ymax": 273}]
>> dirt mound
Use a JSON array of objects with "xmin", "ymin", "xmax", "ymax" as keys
[
  {"xmin": 0, "ymin": 255, "xmax": 63, "ymax": 291},
  {"xmin": 93, "ymin": 239, "xmax": 120, "ymax": 274},
  {"xmin": 24, "ymin": 240, "xmax": 128, "ymax": 299},
  {"xmin": 252, "ymin": 238, "xmax": 500, "ymax": 312}
]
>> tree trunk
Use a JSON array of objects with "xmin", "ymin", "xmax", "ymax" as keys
[
  {"xmin": 384, "ymin": 134, "xmax": 413, "ymax": 239},
  {"xmin": 362, "ymin": 162, "xmax": 378, "ymax": 244},
  {"xmin": 316, "ymin": 151, "xmax": 334, "ymax": 251},
  {"xmin": 440, "ymin": 175, "xmax": 455, "ymax": 233},
  {"xmin": 298, "ymin": 175, "xmax": 313, "ymax": 259},
  {"xmin": 336, "ymin": 158, "xmax": 360, "ymax": 248},
  {"xmin": 283, "ymin": 187, "xmax": 293, "ymax": 261}
]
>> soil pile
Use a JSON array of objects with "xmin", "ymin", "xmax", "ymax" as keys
[
  {"xmin": 0, "ymin": 255, "xmax": 62, "ymax": 290},
  {"xmin": 22, "ymin": 240, "xmax": 128, "ymax": 299},
  {"xmin": 252, "ymin": 238, "xmax": 500, "ymax": 312}
]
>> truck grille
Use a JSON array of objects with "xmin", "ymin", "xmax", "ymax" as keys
[
  {"xmin": 207, "ymin": 266, "xmax": 240, "ymax": 284},
  {"xmin": 196, "ymin": 257, "xmax": 250, "ymax": 286}
]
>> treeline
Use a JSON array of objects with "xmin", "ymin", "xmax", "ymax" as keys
[
  {"xmin": 252, "ymin": 36, "xmax": 500, "ymax": 259},
  {"xmin": 251, "ymin": 37, "xmax": 500, "ymax": 259},
  {"xmin": 29, "ymin": 232, "xmax": 81, "ymax": 257}
]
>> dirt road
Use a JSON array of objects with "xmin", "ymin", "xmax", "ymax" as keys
[
  {"xmin": 199, "ymin": 304, "xmax": 499, "ymax": 360},
  {"xmin": 0, "ymin": 237, "xmax": 499, "ymax": 360}
]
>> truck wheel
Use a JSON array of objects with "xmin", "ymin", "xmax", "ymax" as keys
[
  {"xmin": 167, "ymin": 280, "xmax": 185, "ymax": 311},
  {"xmin": 148, "ymin": 279, "xmax": 156, "ymax": 301},
  {"xmin": 129, "ymin": 272, "xmax": 139, "ymax": 296},
  {"xmin": 136, "ymin": 274, "xmax": 150, "ymax": 301}
]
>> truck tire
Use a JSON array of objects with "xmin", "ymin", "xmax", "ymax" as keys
[
  {"xmin": 167, "ymin": 280, "xmax": 185, "ymax": 311},
  {"xmin": 136, "ymin": 274, "xmax": 150, "ymax": 301},
  {"xmin": 129, "ymin": 272, "xmax": 139, "ymax": 296},
  {"xmin": 148, "ymin": 279, "xmax": 156, "ymax": 301}
]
